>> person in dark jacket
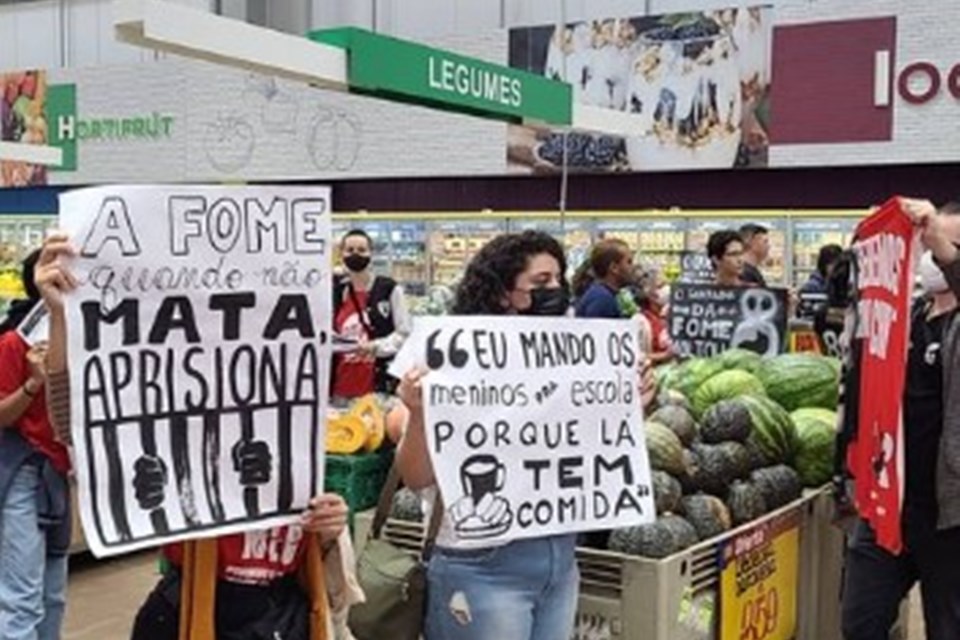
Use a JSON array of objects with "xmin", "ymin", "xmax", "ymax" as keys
[
  {"xmin": 801, "ymin": 244, "xmax": 844, "ymax": 296},
  {"xmin": 332, "ymin": 229, "xmax": 411, "ymax": 398},
  {"xmin": 574, "ymin": 239, "xmax": 633, "ymax": 319},
  {"xmin": 739, "ymin": 223, "xmax": 770, "ymax": 286}
]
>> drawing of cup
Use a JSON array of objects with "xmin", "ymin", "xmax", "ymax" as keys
[{"xmin": 460, "ymin": 454, "xmax": 505, "ymax": 504}]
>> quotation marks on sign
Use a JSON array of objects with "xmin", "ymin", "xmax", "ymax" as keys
[
  {"xmin": 450, "ymin": 454, "xmax": 514, "ymax": 540},
  {"xmin": 427, "ymin": 329, "xmax": 470, "ymax": 370},
  {"xmin": 534, "ymin": 381, "xmax": 559, "ymax": 404}
]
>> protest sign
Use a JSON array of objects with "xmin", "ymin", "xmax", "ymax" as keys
[
  {"xmin": 669, "ymin": 284, "xmax": 788, "ymax": 357},
  {"xmin": 846, "ymin": 198, "xmax": 917, "ymax": 554},
  {"xmin": 60, "ymin": 185, "xmax": 332, "ymax": 557},
  {"xmin": 393, "ymin": 316, "xmax": 655, "ymax": 547}
]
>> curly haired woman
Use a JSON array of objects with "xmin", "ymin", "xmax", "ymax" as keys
[{"xmin": 393, "ymin": 231, "xmax": 656, "ymax": 640}]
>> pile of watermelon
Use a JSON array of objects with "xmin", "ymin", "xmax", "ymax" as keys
[{"xmin": 610, "ymin": 350, "xmax": 841, "ymax": 559}]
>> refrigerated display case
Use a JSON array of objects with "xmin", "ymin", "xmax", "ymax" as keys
[
  {"xmin": 637, "ymin": 219, "xmax": 687, "ymax": 281},
  {"xmin": 790, "ymin": 218, "xmax": 857, "ymax": 288},
  {"xmin": 388, "ymin": 220, "xmax": 429, "ymax": 297},
  {"xmin": 428, "ymin": 218, "xmax": 507, "ymax": 287},
  {"xmin": 509, "ymin": 216, "xmax": 594, "ymax": 277},
  {"xmin": 686, "ymin": 217, "xmax": 788, "ymax": 285},
  {"xmin": 0, "ymin": 214, "xmax": 56, "ymax": 314},
  {"xmin": 332, "ymin": 218, "xmax": 430, "ymax": 298}
]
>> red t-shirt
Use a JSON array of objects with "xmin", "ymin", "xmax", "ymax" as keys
[
  {"xmin": 642, "ymin": 308, "xmax": 673, "ymax": 355},
  {"xmin": 164, "ymin": 525, "xmax": 307, "ymax": 586},
  {"xmin": 332, "ymin": 289, "xmax": 375, "ymax": 398},
  {"xmin": 0, "ymin": 331, "xmax": 70, "ymax": 474}
]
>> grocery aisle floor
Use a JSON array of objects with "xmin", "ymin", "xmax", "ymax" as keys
[
  {"xmin": 63, "ymin": 552, "xmax": 157, "ymax": 640},
  {"xmin": 62, "ymin": 553, "xmax": 927, "ymax": 640}
]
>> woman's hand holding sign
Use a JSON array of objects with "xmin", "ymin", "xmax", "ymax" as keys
[
  {"xmin": 395, "ymin": 366, "xmax": 437, "ymax": 490},
  {"xmin": 35, "ymin": 233, "xmax": 77, "ymax": 313}
]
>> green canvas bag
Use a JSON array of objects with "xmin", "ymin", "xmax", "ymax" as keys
[{"xmin": 348, "ymin": 464, "xmax": 442, "ymax": 640}]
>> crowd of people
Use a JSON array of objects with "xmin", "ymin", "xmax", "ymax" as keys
[{"xmin": 0, "ymin": 198, "xmax": 957, "ymax": 639}]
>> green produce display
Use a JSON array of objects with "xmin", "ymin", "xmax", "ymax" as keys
[
  {"xmin": 609, "ymin": 346, "xmax": 840, "ymax": 559},
  {"xmin": 791, "ymin": 408, "xmax": 838, "ymax": 487},
  {"xmin": 738, "ymin": 395, "xmax": 798, "ymax": 466},
  {"xmin": 755, "ymin": 353, "xmax": 840, "ymax": 412},
  {"xmin": 691, "ymin": 369, "xmax": 766, "ymax": 419}
]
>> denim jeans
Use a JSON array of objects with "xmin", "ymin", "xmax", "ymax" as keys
[
  {"xmin": 0, "ymin": 463, "xmax": 69, "ymax": 640},
  {"xmin": 425, "ymin": 534, "xmax": 579, "ymax": 640},
  {"xmin": 841, "ymin": 515, "xmax": 960, "ymax": 640}
]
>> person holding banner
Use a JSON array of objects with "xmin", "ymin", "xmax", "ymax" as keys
[
  {"xmin": 0, "ymin": 249, "xmax": 70, "ymax": 640},
  {"xmin": 395, "ymin": 230, "xmax": 656, "ymax": 640},
  {"xmin": 332, "ymin": 229, "xmax": 411, "ymax": 398},
  {"xmin": 840, "ymin": 199, "xmax": 960, "ymax": 640},
  {"xmin": 33, "ymin": 234, "xmax": 364, "ymax": 640},
  {"xmin": 707, "ymin": 230, "xmax": 750, "ymax": 287}
]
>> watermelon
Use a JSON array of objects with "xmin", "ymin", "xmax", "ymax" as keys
[
  {"xmin": 655, "ymin": 362, "xmax": 680, "ymax": 389},
  {"xmin": 755, "ymin": 354, "xmax": 840, "ymax": 412},
  {"xmin": 645, "ymin": 421, "xmax": 687, "ymax": 476},
  {"xmin": 716, "ymin": 348, "xmax": 763, "ymax": 373},
  {"xmin": 738, "ymin": 395, "xmax": 798, "ymax": 466},
  {"xmin": 691, "ymin": 369, "xmax": 767, "ymax": 418},
  {"xmin": 670, "ymin": 358, "xmax": 726, "ymax": 399},
  {"xmin": 791, "ymin": 408, "xmax": 838, "ymax": 487}
]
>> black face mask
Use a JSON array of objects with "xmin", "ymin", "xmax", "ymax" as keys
[
  {"xmin": 523, "ymin": 287, "xmax": 569, "ymax": 316},
  {"xmin": 343, "ymin": 254, "xmax": 371, "ymax": 273}
]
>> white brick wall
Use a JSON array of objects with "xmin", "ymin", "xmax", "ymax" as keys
[
  {"xmin": 770, "ymin": 0, "xmax": 960, "ymax": 168},
  {"xmin": 45, "ymin": 32, "xmax": 508, "ymax": 185}
]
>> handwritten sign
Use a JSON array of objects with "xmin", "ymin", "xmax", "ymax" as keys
[
  {"xmin": 393, "ymin": 316, "xmax": 654, "ymax": 547},
  {"xmin": 678, "ymin": 251, "xmax": 715, "ymax": 283},
  {"xmin": 847, "ymin": 198, "xmax": 916, "ymax": 554},
  {"xmin": 719, "ymin": 511, "xmax": 799, "ymax": 640},
  {"xmin": 669, "ymin": 284, "xmax": 788, "ymax": 357},
  {"xmin": 60, "ymin": 185, "xmax": 332, "ymax": 557}
]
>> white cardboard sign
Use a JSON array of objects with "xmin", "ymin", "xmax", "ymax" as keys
[
  {"xmin": 59, "ymin": 185, "xmax": 332, "ymax": 557},
  {"xmin": 394, "ymin": 316, "xmax": 655, "ymax": 547}
]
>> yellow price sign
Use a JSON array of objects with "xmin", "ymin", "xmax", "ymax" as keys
[{"xmin": 719, "ymin": 511, "xmax": 800, "ymax": 640}]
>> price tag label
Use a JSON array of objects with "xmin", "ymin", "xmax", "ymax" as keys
[{"xmin": 719, "ymin": 512, "xmax": 799, "ymax": 640}]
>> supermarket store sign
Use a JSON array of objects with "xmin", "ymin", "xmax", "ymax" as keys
[
  {"xmin": 310, "ymin": 27, "xmax": 572, "ymax": 126},
  {"xmin": 45, "ymin": 83, "xmax": 176, "ymax": 172},
  {"xmin": 771, "ymin": 15, "xmax": 960, "ymax": 145}
]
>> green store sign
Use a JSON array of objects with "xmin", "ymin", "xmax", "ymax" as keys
[
  {"xmin": 44, "ymin": 83, "xmax": 175, "ymax": 172},
  {"xmin": 310, "ymin": 27, "xmax": 572, "ymax": 125}
]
